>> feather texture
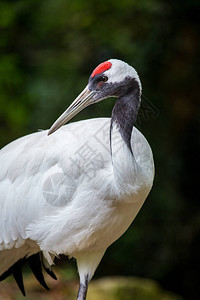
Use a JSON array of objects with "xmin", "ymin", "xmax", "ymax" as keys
[{"xmin": 0, "ymin": 59, "xmax": 155, "ymax": 299}]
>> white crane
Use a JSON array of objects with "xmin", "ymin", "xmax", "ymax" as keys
[{"xmin": 0, "ymin": 59, "xmax": 154, "ymax": 299}]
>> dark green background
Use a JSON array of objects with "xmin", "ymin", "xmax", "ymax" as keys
[{"xmin": 0, "ymin": 1, "xmax": 199, "ymax": 299}]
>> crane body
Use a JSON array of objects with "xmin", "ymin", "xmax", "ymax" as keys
[{"xmin": 0, "ymin": 59, "xmax": 154, "ymax": 299}]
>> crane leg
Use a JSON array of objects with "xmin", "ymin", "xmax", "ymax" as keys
[{"xmin": 77, "ymin": 276, "xmax": 88, "ymax": 300}]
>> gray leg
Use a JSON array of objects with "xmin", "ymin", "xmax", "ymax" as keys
[{"xmin": 77, "ymin": 276, "xmax": 89, "ymax": 300}]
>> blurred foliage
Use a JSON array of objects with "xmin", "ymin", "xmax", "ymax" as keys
[
  {"xmin": 0, "ymin": 0, "xmax": 199, "ymax": 299},
  {"xmin": 0, "ymin": 274, "xmax": 182, "ymax": 300},
  {"xmin": 87, "ymin": 277, "xmax": 183, "ymax": 300}
]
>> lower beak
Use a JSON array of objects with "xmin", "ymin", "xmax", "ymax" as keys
[{"xmin": 48, "ymin": 86, "xmax": 94, "ymax": 135}]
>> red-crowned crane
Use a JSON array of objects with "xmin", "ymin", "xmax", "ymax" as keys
[{"xmin": 0, "ymin": 59, "xmax": 154, "ymax": 300}]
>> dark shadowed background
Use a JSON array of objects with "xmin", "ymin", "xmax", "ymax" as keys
[{"xmin": 0, "ymin": 1, "xmax": 199, "ymax": 299}]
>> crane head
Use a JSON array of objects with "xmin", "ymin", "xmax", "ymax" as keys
[{"xmin": 48, "ymin": 59, "xmax": 141, "ymax": 135}]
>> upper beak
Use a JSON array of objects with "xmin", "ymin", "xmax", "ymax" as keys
[{"xmin": 48, "ymin": 86, "xmax": 95, "ymax": 135}]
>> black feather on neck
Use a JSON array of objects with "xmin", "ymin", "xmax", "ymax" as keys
[{"xmin": 110, "ymin": 78, "xmax": 141, "ymax": 154}]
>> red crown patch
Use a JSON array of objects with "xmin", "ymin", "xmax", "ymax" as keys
[{"xmin": 91, "ymin": 61, "xmax": 112, "ymax": 78}]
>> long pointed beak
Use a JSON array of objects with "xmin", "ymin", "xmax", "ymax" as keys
[{"xmin": 48, "ymin": 86, "xmax": 95, "ymax": 135}]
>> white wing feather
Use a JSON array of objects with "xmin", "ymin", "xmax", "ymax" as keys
[{"xmin": 0, "ymin": 117, "xmax": 154, "ymax": 274}]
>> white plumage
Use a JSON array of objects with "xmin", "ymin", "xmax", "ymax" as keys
[{"xmin": 0, "ymin": 59, "xmax": 154, "ymax": 299}]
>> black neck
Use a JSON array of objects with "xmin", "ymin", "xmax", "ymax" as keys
[{"xmin": 110, "ymin": 88, "xmax": 140, "ymax": 153}]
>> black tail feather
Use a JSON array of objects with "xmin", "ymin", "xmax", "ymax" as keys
[
  {"xmin": 41, "ymin": 254, "xmax": 57, "ymax": 280},
  {"xmin": 43, "ymin": 264, "xmax": 57, "ymax": 280},
  {"xmin": 0, "ymin": 259, "xmax": 26, "ymax": 296},
  {"xmin": 0, "ymin": 252, "xmax": 57, "ymax": 295},
  {"xmin": 28, "ymin": 253, "xmax": 50, "ymax": 291},
  {"xmin": 13, "ymin": 262, "xmax": 26, "ymax": 296},
  {"xmin": 0, "ymin": 264, "xmax": 14, "ymax": 282}
]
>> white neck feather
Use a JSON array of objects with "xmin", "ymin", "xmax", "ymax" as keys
[{"xmin": 110, "ymin": 122, "xmax": 139, "ymax": 199}]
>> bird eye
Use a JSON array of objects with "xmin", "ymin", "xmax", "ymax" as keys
[{"xmin": 101, "ymin": 76, "xmax": 108, "ymax": 82}]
